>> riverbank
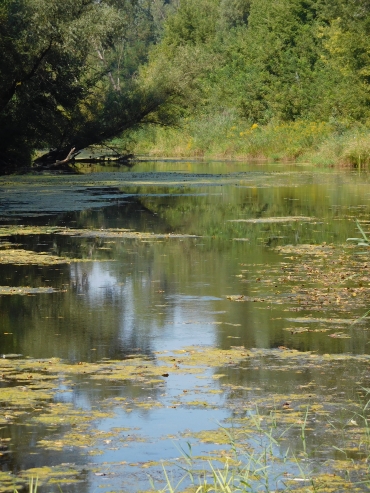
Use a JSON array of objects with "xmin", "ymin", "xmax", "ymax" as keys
[{"xmin": 125, "ymin": 118, "xmax": 370, "ymax": 167}]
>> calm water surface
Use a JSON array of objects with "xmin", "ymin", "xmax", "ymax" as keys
[{"xmin": 1, "ymin": 161, "xmax": 370, "ymax": 492}]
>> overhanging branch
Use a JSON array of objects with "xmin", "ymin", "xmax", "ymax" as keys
[{"xmin": 0, "ymin": 40, "xmax": 53, "ymax": 112}]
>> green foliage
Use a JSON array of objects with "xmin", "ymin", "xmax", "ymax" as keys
[
  {"xmin": 347, "ymin": 220, "xmax": 370, "ymax": 247},
  {"xmin": 134, "ymin": 115, "xmax": 370, "ymax": 167},
  {"xmin": 219, "ymin": 0, "xmax": 251, "ymax": 28},
  {"xmin": 3, "ymin": 0, "xmax": 370, "ymax": 169},
  {"xmin": 14, "ymin": 476, "xmax": 38, "ymax": 493},
  {"xmin": 0, "ymin": 0, "xmax": 115, "ymax": 167},
  {"xmin": 140, "ymin": 0, "xmax": 370, "ymax": 157},
  {"xmin": 0, "ymin": 0, "xmax": 180, "ymax": 170},
  {"xmin": 162, "ymin": 0, "xmax": 219, "ymax": 48},
  {"xmin": 130, "ymin": 117, "xmax": 336, "ymax": 160}
]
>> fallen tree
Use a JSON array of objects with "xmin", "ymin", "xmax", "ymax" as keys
[
  {"xmin": 33, "ymin": 147, "xmax": 79, "ymax": 170},
  {"xmin": 31, "ymin": 82, "xmax": 176, "ymax": 170},
  {"xmin": 33, "ymin": 146, "xmax": 135, "ymax": 171}
]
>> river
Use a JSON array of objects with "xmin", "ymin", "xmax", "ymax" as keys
[{"xmin": 1, "ymin": 160, "xmax": 370, "ymax": 492}]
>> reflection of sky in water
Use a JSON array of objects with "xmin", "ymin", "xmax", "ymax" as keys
[
  {"xmin": 83, "ymin": 262, "xmax": 117, "ymax": 292},
  {"xmin": 64, "ymin": 262, "xmax": 225, "ymax": 491},
  {"xmin": 70, "ymin": 261, "xmax": 218, "ymax": 352}
]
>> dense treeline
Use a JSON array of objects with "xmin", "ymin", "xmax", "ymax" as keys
[
  {"xmin": 167, "ymin": 0, "xmax": 370, "ymax": 122},
  {"xmin": 151, "ymin": 0, "xmax": 370, "ymax": 122},
  {"xmin": 1, "ymin": 0, "xmax": 370, "ymax": 170},
  {"xmin": 129, "ymin": 0, "xmax": 370, "ymax": 163}
]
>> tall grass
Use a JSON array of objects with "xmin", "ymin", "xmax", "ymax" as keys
[
  {"xmin": 14, "ymin": 477, "xmax": 38, "ymax": 493},
  {"xmin": 125, "ymin": 114, "xmax": 370, "ymax": 166}
]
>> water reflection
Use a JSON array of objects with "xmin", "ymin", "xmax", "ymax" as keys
[{"xmin": 1, "ymin": 162, "xmax": 370, "ymax": 491}]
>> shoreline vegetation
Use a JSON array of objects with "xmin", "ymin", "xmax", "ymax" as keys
[
  {"xmin": 3, "ymin": 0, "xmax": 370, "ymax": 172},
  {"xmin": 123, "ymin": 119, "xmax": 370, "ymax": 168}
]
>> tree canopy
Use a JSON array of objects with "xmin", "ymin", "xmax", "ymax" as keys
[
  {"xmin": 147, "ymin": 0, "xmax": 370, "ymax": 124},
  {"xmin": 2, "ymin": 0, "xmax": 370, "ymax": 171},
  {"xmin": 0, "ymin": 0, "xmax": 179, "ymax": 170}
]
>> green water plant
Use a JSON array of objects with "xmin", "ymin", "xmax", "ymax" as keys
[
  {"xmin": 149, "ymin": 414, "xmax": 304, "ymax": 493},
  {"xmin": 14, "ymin": 477, "xmax": 38, "ymax": 493},
  {"xmin": 149, "ymin": 397, "xmax": 370, "ymax": 493},
  {"xmin": 347, "ymin": 220, "xmax": 370, "ymax": 247}
]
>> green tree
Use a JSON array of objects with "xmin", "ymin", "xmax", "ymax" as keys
[
  {"xmin": 0, "ymin": 0, "xmax": 179, "ymax": 171},
  {"xmin": 315, "ymin": 0, "xmax": 370, "ymax": 121},
  {"xmin": 234, "ymin": 0, "xmax": 323, "ymax": 121},
  {"xmin": 147, "ymin": 0, "xmax": 370, "ymax": 125}
]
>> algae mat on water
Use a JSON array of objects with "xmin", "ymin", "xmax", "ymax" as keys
[
  {"xmin": 0, "ymin": 225, "xmax": 200, "ymax": 239},
  {"xmin": 1, "ymin": 346, "xmax": 370, "ymax": 491},
  {"xmin": 0, "ymin": 226, "xmax": 198, "ymax": 269},
  {"xmin": 0, "ymin": 169, "xmax": 346, "ymax": 217},
  {"xmin": 0, "ymin": 248, "xmax": 71, "ymax": 265},
  {"xmin": 228, "ymin": 242, "xmax": 370, "ymax": 328},
  {"xmin": 0, "ymin": 286, "xmax": 58, "ymax": 294}
]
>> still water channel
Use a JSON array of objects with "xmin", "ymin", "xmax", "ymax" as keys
[{"xmin": 1, "ymin": 161, "xmax": 370, "ymax": 492}]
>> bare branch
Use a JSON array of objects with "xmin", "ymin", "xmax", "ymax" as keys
[{"xmin": 96, "ymin": 48, "xmax": 120, "ymax": 92}]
